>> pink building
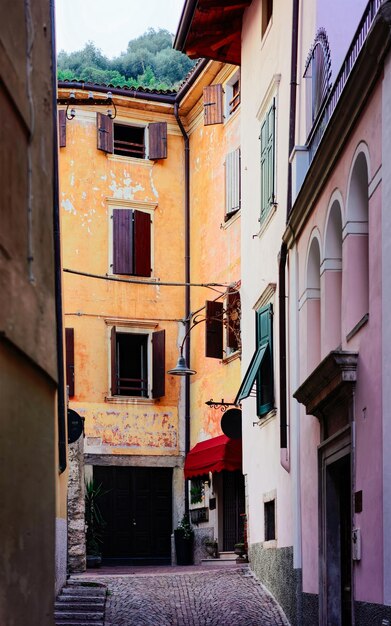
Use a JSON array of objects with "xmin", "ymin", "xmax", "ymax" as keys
[{"xmin": 288, "ymin": 1, "xmax": 391, "ymax": 623}]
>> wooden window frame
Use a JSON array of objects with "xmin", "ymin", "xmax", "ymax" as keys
[
  {"xmin": 255, "ymin": 303, "xmax": 274, "ymax": 417},
  {"xmin": 109, "ymin": 325, "xmax": 165, "ymax": 399},
  {"xmin": 264, "ymin": 498, "xmax": 276, "ymax": 542}
]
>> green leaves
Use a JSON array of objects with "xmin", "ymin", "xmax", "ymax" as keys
[{"xmin": 57, "ymin": 29, "xmax": 195, "ymax": 90}]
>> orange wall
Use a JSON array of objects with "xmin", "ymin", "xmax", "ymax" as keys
[
  {"xmin": 59, "ymin": 97, "xmax": 186, "ymax": 456},
  {"xmin": 187, "ymin": 68, "xmax": 241, "ymax": 444}
]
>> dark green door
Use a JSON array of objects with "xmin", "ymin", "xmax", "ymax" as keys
[{"xmin": 94, "ymin": 466, "xmax": 172, "ymax": 565}]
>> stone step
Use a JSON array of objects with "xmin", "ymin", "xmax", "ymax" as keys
[
  {"xmin": 56, "ymin": 620, "xmax": 104, "ymax": 626},
  {"xmin": 61, "ymin": 587, "xmax": 106, "ymax": 599},
  {"xmin": 67, "ymin": 580, "xmax": 106, "ymax": 588},
  {"xmin": 218, "ymin": 551, "xmax": 237, "ymax": 560},
  {"xmin": 54, "ymin": 611, "xmax": 104, "ymax": 621},
  {"xmin": 55, "ymin": 602, "xmax": 105, "ymax": 611},
  {"xmin": 57, "ymin": 595, "xmax": 105, "ymax": 603}
]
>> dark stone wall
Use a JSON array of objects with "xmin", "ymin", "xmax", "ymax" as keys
[
  {"xmin": 355, "ymin": 601, "xmax": 391, "ymax": 625},
  {"xmin": 302, "ymin": 592, "xmax": 319, "ymax": 626},
  {"xmin": 248, "ymin": 544, "xmax": 297, "ymax": 625}
]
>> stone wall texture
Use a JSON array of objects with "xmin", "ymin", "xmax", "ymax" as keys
[
  {"xmin": 68, "ymin": 437, "xmax": 86, "ymax": 572},
  {"xmin": 248, "ymin": 543, "xmax": 297, "ymax": 625}
]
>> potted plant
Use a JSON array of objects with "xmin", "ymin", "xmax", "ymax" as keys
[
  {"xmin": 204, "ymin": 538, "xmax": 218, "ymax": 558},
  {"xmin": 174, "ymin": 514, "xmax": 194, "ymax": 565},
  {"xmin": 234, "ymin": 542, "xmax": 247, "ymax": 562},
  {"xmin": 85, "ymin": 479, "xmax": 107, "ymax": 568}
]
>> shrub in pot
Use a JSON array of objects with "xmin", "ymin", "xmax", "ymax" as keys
[{"xmin": 174, "ymin": 515, "xmax": 194, "ymax": 565}]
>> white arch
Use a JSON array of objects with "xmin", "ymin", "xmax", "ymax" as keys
[
  {"xmin": 345, "ymin": 142, "xmax": 370, "ymax": 231},
  {"xmin": 323, "ymin": 192, "xmax": 343, "ymax": 273}
]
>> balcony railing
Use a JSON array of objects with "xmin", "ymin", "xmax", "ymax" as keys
[{"xmin": 307, "ymin": 0, "xmax": 383, "ymax": 162}]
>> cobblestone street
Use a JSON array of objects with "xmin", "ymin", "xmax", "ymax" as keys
[{"xmin": 74, "ymin": 564, "xmax": 289, "ymax": 626}]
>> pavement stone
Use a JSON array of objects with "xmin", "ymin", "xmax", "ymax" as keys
[{"xmin": 72, "ymin": 565, "xmax": 290, "ymax": 626}]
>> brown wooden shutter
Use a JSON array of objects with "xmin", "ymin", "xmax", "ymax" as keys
[
  {"xmin": 152, "ymin": 329, "xmax": 165, "ymax": 398},
  {"xmin": 97, "ymin": 112, "xmax": 113, "ymax": 153},
  {"xmin": 65, "ymin": 328, "xmax": 75, "ymax": 397},
  {"xmin": 58, "ymin": 109, "xmax": 67, "ymax": 148},
  {"xmin": 113, "ymin": 209, "xmax": 134, "ymax": 275},
  {"xmin": 148, "ymin": 122, "xmax": 167, "ymax": 160},
  {"xmin": 110, "ymin": 327, "xmax": 118, "ymax": 396},
  {"xmin": 134, "ymin": 210, "xmax": 151, "ymax": 277},
  {"xmin": 203, "ymin": 84, "xmax": 224, "ymax": 126},
  {"xmin": 227, "ymin": 289, "xmax": 240, "ymax": 351},
  {"xmin": 205, "ymin": 300, "xmax": 223, "ymax": 358}
]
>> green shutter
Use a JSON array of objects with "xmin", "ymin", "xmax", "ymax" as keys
[
  {"xmin": 260, "ymin": 99, "xmax": 275, "ymax": 222},
  {"xmin": 256, "ymin": 303, "xmax": 274, "ymax": 417}
]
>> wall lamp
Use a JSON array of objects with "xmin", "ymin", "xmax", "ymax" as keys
[
  {"xmin": 167, "ymin": 315, "xmax": 204, "ymax": 376},
  {"xmin": 57, "ymin": 90, "xmax": 117, "ymax": 120}
]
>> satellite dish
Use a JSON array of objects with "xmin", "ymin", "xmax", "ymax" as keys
[{"xmin": 221, "ymin": 408, "xmax": 242, "ymax": 439}]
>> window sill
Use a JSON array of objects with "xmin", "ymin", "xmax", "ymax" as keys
[
  {"xmin": 254, "ymin": 409, "xmax": 277, "ymax": 428},
  {"xmin": 105, "ymin": 396, "xmax": 156, "ymax": 405},
  {"xmin": 255, "ymin": 203, "xmax": 277, "ymax": 239},
  {"xmin": 222, "ymin": 350, "xmax": 241, "ymax": 365},
  {"xmin": 221, "ymin": 209, "xmax": 241, "ymax": 230},
  {"xmin": 108, "ymin": 154, "xmax": 154, "ymax": 167},
  {"xmin": 262, "ymin": 539, "xmax": 277, "ymax": 550}
]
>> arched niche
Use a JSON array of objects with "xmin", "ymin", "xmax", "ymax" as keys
[
  {"xmin": 344, "ymin": 148, "xmax": 369, "ymax": 337},
  {"xmin": 322, "ymin": 197, "xmax": 343, "ymax": 354},
  {"xmin": 306, "ymin": 235, "xmax": 322, "ymax": 374}
]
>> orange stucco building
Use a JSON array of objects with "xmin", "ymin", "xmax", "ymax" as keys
[{"xmin": 59, "ymin": 60, "xmax": 243, "ymax": 565}]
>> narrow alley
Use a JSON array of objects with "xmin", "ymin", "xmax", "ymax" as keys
[{"xmin": 72, "ymin": 564, "xmax": 290, "ymax": 626}]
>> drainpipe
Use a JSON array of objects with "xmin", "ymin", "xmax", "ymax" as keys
[
  {"xmin": 174, "ymin": 102, "xmax": 191, "ymax": 516},
  {"xmin": 279, "ymin": 0, "xmax": 300, "ymax": 452},
  {"xmin": 51, "ymin": 0, "xmax": 67, "ymax": 473}
]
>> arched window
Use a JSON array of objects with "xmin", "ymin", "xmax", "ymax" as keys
[
  {"xmin": 344, "ymin": 149, "xmax": 369, "ymax": 337},
  {"xmin": 306, "ymin": 236, "xmax": 321, "ymax": 374},
  {"xmin": 304, "ymin": 29, "xmax": 332, "ymax": 136},
  {"xmin": 322, "ymin": 197, "xmax": 343, "ymax": 355}
]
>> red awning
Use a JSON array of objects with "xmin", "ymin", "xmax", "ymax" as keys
[{"xmin": 184, "ymin": 434, "xmax": 242, "ymax": 479}]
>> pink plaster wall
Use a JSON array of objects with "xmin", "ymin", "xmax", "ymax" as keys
[
  {"xmin": 321, "ymin": 270, "xmax": 342, "ymax": 356},
  {"xmin": 296, "ymin": 83, "xmax": 383, "ymax": 600},
  {"xmin": 342, "ymin": 234, "xmax": 369, "ymax": 335}
]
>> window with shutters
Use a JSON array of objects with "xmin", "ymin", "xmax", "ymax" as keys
[
  {"xmin": 97, "ymin": 113, "xmax": 167, "ymax": 160},
  {"xmin": 225, "ymin": 148, "xmax": 241, "ymax": 221},
  {"xmin": 260, "ymin": 100, "xmax": 276, "ymax": 223},
  {"xmin": 234, "ymin": 303, "xmax": 274, "ymax": 418},
  {"xmin": 205, "ymin": 291, "xmax": 241, "ymax": 360},
  {"xmin": 109, "ymin": 327, "xmax": 165, "ymax": 399},
  {"xmin": 110, "ymin": 207, "xmax": 152, "ymax": 277}
]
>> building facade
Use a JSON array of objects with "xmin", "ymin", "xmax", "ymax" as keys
[
  {"xmin": 176, "ymin": 0, "xmax": 391, "ymax": 623},
  {"xmin": 59, "ymin": 59, "xmax": 243, "ymax": 566}
]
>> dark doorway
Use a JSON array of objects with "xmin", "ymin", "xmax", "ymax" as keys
[
  {"xmin": 222, "ymin": 470, "xmax": 245, "ymax": 551},
  {"xmin": 94, "ymin": 466, "xmax": 172, "ymax": 565},
  {"xmin": 323, "ymin": 453, "xmax": 352, "ymax": 625}
]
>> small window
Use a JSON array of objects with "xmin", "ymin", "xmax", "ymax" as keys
[
  {"xmin": 262, "ymin": 0, "xmax": 273, "ymax": 37},
  {"xmin": 110, "ymin": 327, "xmax": 165, "ymax": 398},
  {"xmin": 114, "ymin": 124, "xmax": 145, "ymax": 159},
  {"xmin": 112, "ymin": 208, "xmax": 151, "ymax": 277},
  {"xmin": 264, "ymin": 499, "xmax": 276, "ymax": 541},
  {"xmin": 225, "ymin": 148, "xmax": 241, "ymax": 221},
  {"xmin": 226, "ymin": 288, "xmax": 241, "ymax": 355},
  {"xmin": 115, "ymin": 332, "xmax": 148, "ymax": 397},
  {"xmin": 260, "ymin": 100, "xmax": 275, "ymax": 222},
  {"xmin": 229, "ymin": 79, "xmax": 240, "ymax": 115},
  {"xmin": 304, "ymin": 29, "xmax": 331, "ymax": 135}
]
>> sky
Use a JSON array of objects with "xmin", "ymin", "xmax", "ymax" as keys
[{"xmin": 55, "ymin": 0, "xmax": 185, "ymax": 58}]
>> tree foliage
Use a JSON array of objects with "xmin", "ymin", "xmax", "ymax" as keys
[{"xmin": 57, "ymin": 29, "xmax": 195, "ymax": 91}]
